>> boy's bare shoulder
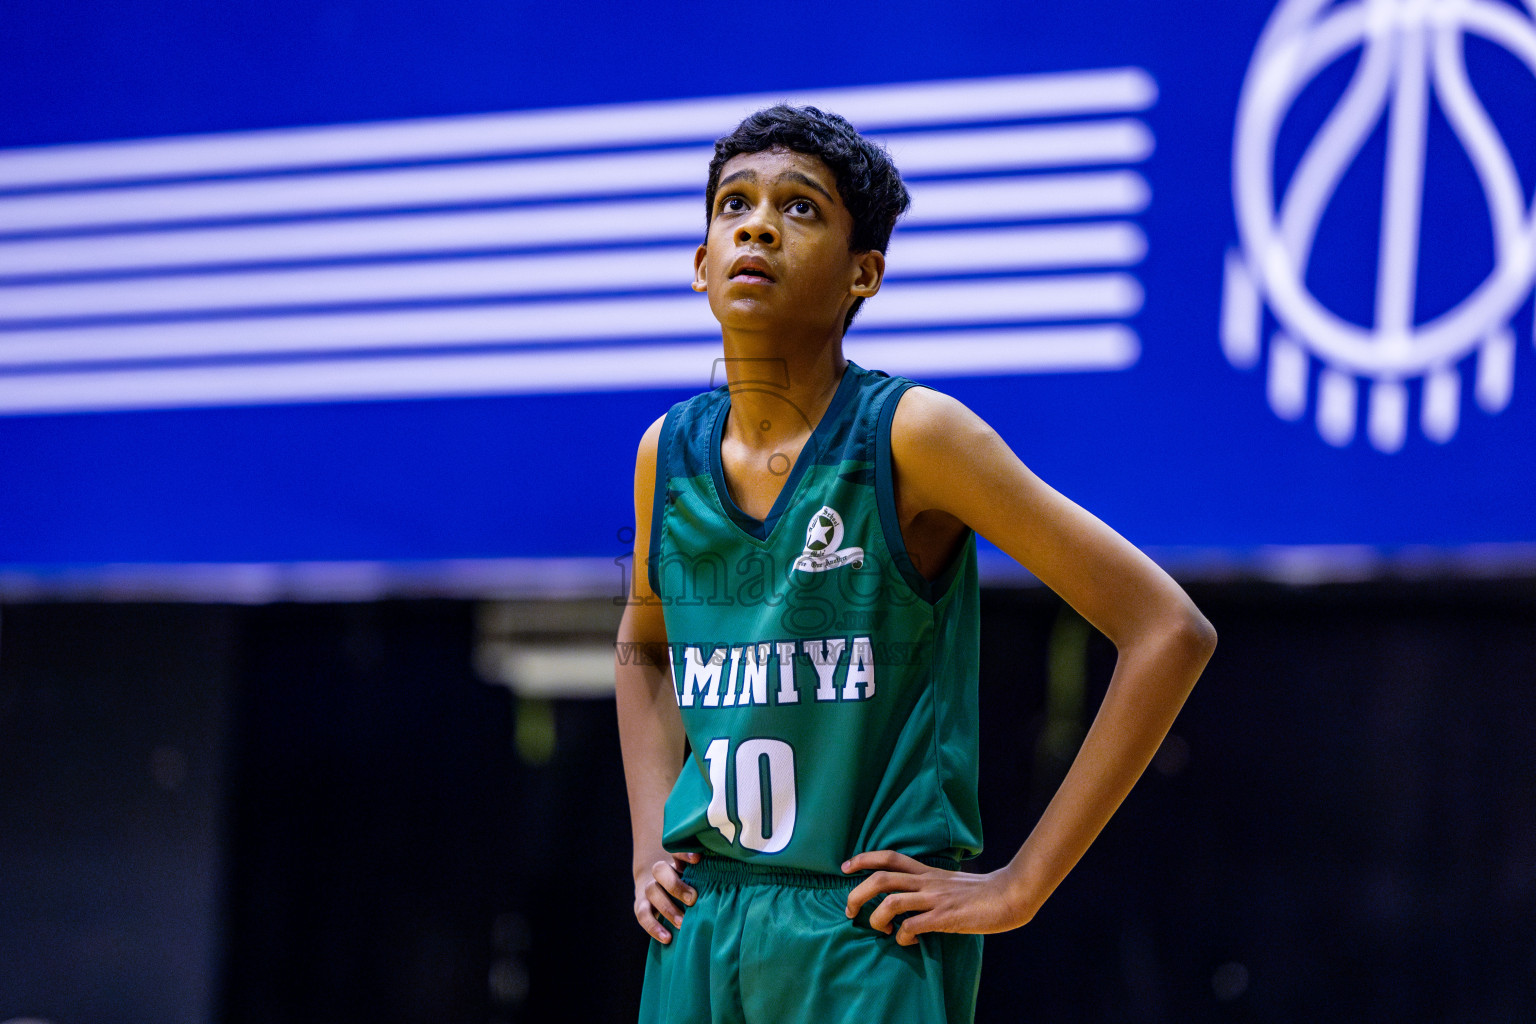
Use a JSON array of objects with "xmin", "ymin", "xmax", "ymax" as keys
[
  {"xmin": 635, "ymin": 413, "xmax": 667, "ymax": 466},
  {"xmin": 889, "ymin": 384, "xmax": 998, "ymax": 465}
]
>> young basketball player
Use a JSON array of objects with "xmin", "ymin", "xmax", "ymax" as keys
[{"xmin": 615, "ymin": 105, "xmax": 1216, "ymax": 1023}]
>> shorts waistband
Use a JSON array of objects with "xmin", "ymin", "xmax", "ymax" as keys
[{"xmin": 682, "ymin": 853, "xmax": 962, "ymax": 890}]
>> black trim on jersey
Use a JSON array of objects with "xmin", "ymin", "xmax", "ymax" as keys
[
  {"xmin": 874, "ymin": 382, "xmax": 974, "ymax": 605},
  {"xmin": 707, "ymin": 361, "xmax": 862, "ymax": 542}
]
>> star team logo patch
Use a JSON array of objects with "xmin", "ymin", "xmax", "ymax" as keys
[{"xmin": 792, "ymin": 505, "xmax": 865, "ymax": 574}]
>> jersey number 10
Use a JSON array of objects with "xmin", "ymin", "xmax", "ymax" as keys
[{"xmin": 702, "ymin": 737, "xmax": 797, "ymax": 854}]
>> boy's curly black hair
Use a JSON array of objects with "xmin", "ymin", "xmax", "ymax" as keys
[{"xmin": 705, "ymin": 104, "xmax": 911, "ymax": 332}]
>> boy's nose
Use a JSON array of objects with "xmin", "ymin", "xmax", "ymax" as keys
[
  {"xmin": 736, "ymin": 210, "xmax": 778, "ymax": 246},
  {"xmin": 736, "ymin": 224, "xmax": 776, "ymax": 245}
]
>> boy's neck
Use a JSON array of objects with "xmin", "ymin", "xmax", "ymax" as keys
[{"xmin": 718, "ymin": 328, "xmax": 849, "ymax": 450}]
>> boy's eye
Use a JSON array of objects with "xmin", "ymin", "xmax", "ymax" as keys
[
  {"xmin": 722, "ymin": 196, "xmax": 747, "ymax": 212},
  {"xmin": 790, "ymin": 200, "xmax": 815, "ymax": 215}
]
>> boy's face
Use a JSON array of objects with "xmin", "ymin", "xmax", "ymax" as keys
[{"xmin": 694, "ymin": 147, "xmax": 884, "ymax": 338}]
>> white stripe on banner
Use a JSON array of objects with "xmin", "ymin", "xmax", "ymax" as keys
[
  {"xmin": 0, "ymin": 276, "xmax": 1143, "ymax": 366},
  {"xmin": 0, "ymin": 327, "xmax": 1141, "ymax": 414},
  {"xmin": 0, "ymin": 121, "xmax": 1152, "ymax": 236},
  {"xmin": 0, "ymin": 68, "xmax": 1157, "ymax": 191},
  {"xmin": 0, "ymin": 224, "xmax": 1146, "ymax": 321},
  {"xmin": 0, "ymin": 68, "xmax": 1157, "ymax": 411},
  {"xmin": 0, "ymin": 173, "xmax": 1150, "ymax": 279}
]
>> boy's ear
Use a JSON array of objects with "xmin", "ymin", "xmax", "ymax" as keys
[
  {"xmin": 692, "ymin": 244, "xmax": 709, "ymax": 292},
  {"xmin": 849, "ymin": 249, "xmax": 885, "ymax": 299}
]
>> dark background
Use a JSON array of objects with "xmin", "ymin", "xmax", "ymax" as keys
[{"xmin": 2, "ymin": 581, "xmax": 1532, "ymax": 1023}]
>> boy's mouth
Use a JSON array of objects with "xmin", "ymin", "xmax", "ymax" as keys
[{"xmin": 729, "ymin": 256, "xmax": 777, "ymax": 283}]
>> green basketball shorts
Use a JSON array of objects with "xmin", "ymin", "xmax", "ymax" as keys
[{"xmin": 639, "ymin": 856, "xmax": 983, "ymax": 1024}]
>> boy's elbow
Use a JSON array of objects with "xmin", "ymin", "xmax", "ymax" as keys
[
  {"xmin": 1126, "ymin": 601, "xmax": 1215, "ymax": 680},
  {"xmin": 1176, "ymin": 606, "xmax": 1218, "ymax": 665}
]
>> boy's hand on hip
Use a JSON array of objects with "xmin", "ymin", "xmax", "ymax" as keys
[
  {"xmin": 842, "ymin": 851, "xmax": 1036, "ymax": 947},
  {"xmin": 633, "ymin": 851, "xmax": 702, "ymax": 943}
]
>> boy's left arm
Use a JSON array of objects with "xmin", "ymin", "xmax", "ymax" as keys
[{"xmin": 843, "ymin": 387, "xmax": 1217, "ymax": 945}]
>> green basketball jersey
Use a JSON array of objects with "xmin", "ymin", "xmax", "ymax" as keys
[{"xmin": 647, "ymin": 360, "xmax": 983, "ymax": 875}]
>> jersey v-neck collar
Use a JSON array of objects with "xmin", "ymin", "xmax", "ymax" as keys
[{"xmin": 708, "ymin": 361, "xmax": 863, "ymax": 543}]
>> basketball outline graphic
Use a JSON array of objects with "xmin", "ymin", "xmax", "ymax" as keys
[{"xmin": 1223, "ymin": 0, "xmax": 1536, "ymax": 450}]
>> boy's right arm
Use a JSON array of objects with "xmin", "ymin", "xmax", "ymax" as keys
[{"xmin": 616, "ymin": 414, "xmax": 699, "ymax": 944}]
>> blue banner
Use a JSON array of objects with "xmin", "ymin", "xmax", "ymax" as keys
[{"xmin": 1, "ymin": 0, "xmax": 1533, "ymax": 593}]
